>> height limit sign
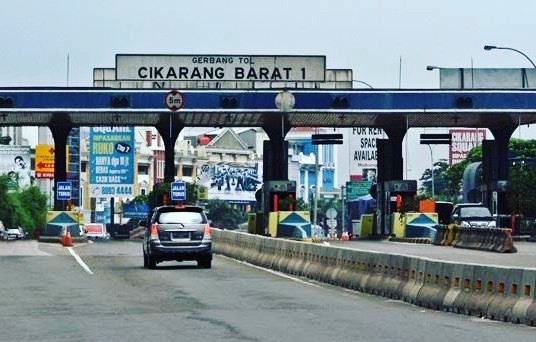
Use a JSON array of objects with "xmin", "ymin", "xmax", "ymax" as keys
[{"xmin": 164, "ymin": 90, "xmax": 184, "ymax": 111}]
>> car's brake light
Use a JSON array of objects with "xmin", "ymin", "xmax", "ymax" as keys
[
  {"xmin": 202, "ymin": 224, "xmax": 212, "ymax": 241},
  {"xmin": 150, "ymin": 223, "xmax": 159, "ymax": 239}
]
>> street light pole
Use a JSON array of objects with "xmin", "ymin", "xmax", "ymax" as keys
[
  {"xmin": 313, "ymin": 144, "xmax": 320, "ymax": 230},
  {"xmin": 352, "ymin": 80, "xmax": 374, "ymax": 89},
  {"xmin": 427, "ymin": 144, "xmax": 434, "ymax": 198},
  {"xmin": 484, "ymin": 45, "xmax": 536, "ymax": 68}
]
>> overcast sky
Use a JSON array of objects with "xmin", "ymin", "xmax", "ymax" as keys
[{"xmin": 1, "ymin": 0, "xmax": 536, "ymax": 181}]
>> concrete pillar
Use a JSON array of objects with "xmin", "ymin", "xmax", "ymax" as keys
[
  {"xmin": 155, "ymin": 113, "xmax": 184, "ymax": 183},
  {"xmin": 262, "ymin": 122, "xmax": 291, "ymax": 182},
  {"xmin": 484, "ymin": 127, "xmax": 515, "ymax": 218},
  {"xmin": 382, "ymin": 127, "xmax": 406, "ymax": 180},
  {"xmin": 49, "ymin": 124, "xmax": 73, "ymax": 211}
]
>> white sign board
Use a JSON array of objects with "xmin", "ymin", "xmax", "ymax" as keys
[
  {"xmin": 116, "ymin": 54, "xmax": 326, "ymax": 82},
  {"xmin": 449, "ymin": 129, "xmax": 486, "ymax": 165},
  {"xmin": 348, "ymin": 127, "xmax": 384, "ymax": 181}
]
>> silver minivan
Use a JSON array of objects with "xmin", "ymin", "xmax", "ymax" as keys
[{"xmin": 143, "ymin": 205, "xmax": 212, "ymax": 269}]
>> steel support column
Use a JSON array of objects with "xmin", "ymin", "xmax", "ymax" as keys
[
  {"xmin": 383, "ymin": 127, "xmax": 406, "ymax": 180},
  {"xmin": 262, "ymin": 119, "xmax": 291, "ymax": 183},
  {"xmin": 156, "ymin": 113, "xmax": 184, "ymax": 183},
  {"xmin": 484, "ymin": 127, "xmax": 515, "ymax": 218},
  {"xmin": 376, "ymin": 127, "xmax": 407, "ymax": 237},
  {"xmin": 49, "ymin": 123, "xmax": 73, "ymax": 211}
]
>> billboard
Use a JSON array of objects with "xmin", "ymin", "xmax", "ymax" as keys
[
  {"xmin": 348, "ymin": 127, "xmax": 384, "ymax": 180},
  {"xmin": 449, "ymin": 129, "xmax": 486, "ymax": 165},
  {"xmin": 89, "ymin": 127, "xmax": 134, "ymax": 198},
  {"xmin": 35, "ymin": 144, "xmax": 55, "ymax": 179},
  {"xmin": 0, "ymin": 145, "xmax": 32, "ymax": 189},
  {"xmin": 196, "ymin": 162, "xmax": 262, "ymax": 204}
]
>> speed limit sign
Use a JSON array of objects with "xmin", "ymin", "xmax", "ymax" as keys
[{"xmin": 164, "ymin": 90, "xmax": 184, "ymax": 111}]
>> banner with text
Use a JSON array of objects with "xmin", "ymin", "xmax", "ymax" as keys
[
  {"xmin": 449, "ymin": 129, "xmax": 486, "ymax": 165},
  {"xmin": 35, "ymin": 144, "xmax": 55, "ymax": 179},
  {"xmin": 348, "ymin": 127, "xmax": 384, "ymax": 181},
  {"xmin": 89, "ymin": 127, "xmax": 134, "ymax": 198},
  {"xmin": 116, "ymin": 54, "xmax": 326, "ymax": 82}
]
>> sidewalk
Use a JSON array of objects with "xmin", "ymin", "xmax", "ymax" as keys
[{"xmin": 328, "ymin": 240, "xmax": 536, "ymax": 269}]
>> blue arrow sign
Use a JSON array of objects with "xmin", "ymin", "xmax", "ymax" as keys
[
  {"xmin": 171, "ymin": 181, "xmax": 186, "ymax": 201},
  {"xmin": 56, "ymin": 181, "xmax": 72, "ymax": 200}
]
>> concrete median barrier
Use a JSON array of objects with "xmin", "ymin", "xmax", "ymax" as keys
[
  {"xmin": 212, "ymin": 229, "xmax": 536, "ymax": 326},
  {"xmin": 451, "ymin": 227, "xmax": 517, "ymax": 253},
  {"xmin": 415, "ymin": 260, "xmax": 450, "ymax": 310},
  {"xmin": 432, "ymin": 224, "xmax": 447, "ymax": 245}
]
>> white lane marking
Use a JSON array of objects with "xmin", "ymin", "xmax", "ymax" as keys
[
  {"xmin": 221, "ymin": 255, "xmax": 322, "ymax": 288},
  {"xmin": 67, "ymin": 247, "xmax": 94, "ymax": 275}
]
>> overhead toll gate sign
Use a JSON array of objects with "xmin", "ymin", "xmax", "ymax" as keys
[
  {"xmin": 116, "ymin": 54, "xmax": 326, "ymax": 82},
  {"xmin": 89, "ymin": 127, "xmax": 134, "ymax": 198}
]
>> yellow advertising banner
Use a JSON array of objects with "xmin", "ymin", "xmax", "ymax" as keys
[{"xmin": 35, "ymin": 144, "xmax": 55, "ymax": 178}]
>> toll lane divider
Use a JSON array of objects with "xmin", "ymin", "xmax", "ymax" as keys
[
  {"xmin": 432, "ymin": 225, "xmax": 517, "ymax": 253},
  {"xmin": 212, "ymin": 229, "xmax": 536, "ymax": 326}
]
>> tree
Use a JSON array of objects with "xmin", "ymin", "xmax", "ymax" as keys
[
  {"xmin": 205, "ymin": 200, "xmax": 247, "ymax": 229},
  {"xmin": 431, "ymin": 138, "xmax": 536, "ymax": 207},
  {"xmin": 0, "ymin": 136, "xmax": 11, "ymax": 145},
  {"xmin": 506, "ymin": 166, "xmax": 536, "ymax": 217},
  {"xmin": 146, "ymin": 181, "xmax": 200, "ymax": 209},
  {"xmin": 419, "ymin": 159, "xmax": 451, "ymax": 200},
  {"xmin": 0, "ymin": 175, "xmax": 48, "ymax": 237}
]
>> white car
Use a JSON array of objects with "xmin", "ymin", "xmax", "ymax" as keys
[
  {"xmin": 4, "ymin": 227, "xmax": 25, "ymax": 240},
  {"xmin": 451, "ymin": 204, "xmax": 496, "ymax": 228}
]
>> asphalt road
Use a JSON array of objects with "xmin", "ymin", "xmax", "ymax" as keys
[
  {"xmin": 329, "ymin": 240, "xmax": 536, "ymax": 269},
  {"xmin": 0, "ymin": 240, "xmax": 534, "ymax": 342}
]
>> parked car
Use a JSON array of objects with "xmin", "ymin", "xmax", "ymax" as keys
[
  {"xmin": 451, "ymin": 203, "xmax": 496, "ymax": 228},
  {"xmin": 0, "ymin": 221, "xmax": 5, "ymax": 240},
  {"xmin": 4, "ymin": 227, "xmax": 25, "ymax": 240},
  {"xmin": 143, "ymin": 205, "xmax": 212, "ymax": 269}
]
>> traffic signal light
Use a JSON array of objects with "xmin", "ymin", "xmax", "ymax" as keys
[
  {"xmin": 331, "ymin": 95, "xmax": 349, "ymax": 109},
  {"xmin": 455, "ymin": 96, "xmax": 473, "ymax": 109},
  {"xmin": 220, "ymin": 96, "xmax": 239, "ymax": 108},
  {"xmin": 110, "ymin": 96, "xmax": 130, "ymax": 108},
  {"xmin": 0, "ymin": 96, "xmax": 14, "ymax": 108}
]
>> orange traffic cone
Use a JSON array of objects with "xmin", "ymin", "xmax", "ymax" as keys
[{"xmin": 61, "ymin": 227, "xmax": 73, "ymax": 247}]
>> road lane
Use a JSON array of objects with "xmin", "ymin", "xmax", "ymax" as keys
[
  {"xmin": 0, "ymin": 240, "xmax": 534, "ymax": 342},
  {"xmin": 329, "ymin": 240, "xmax": 536, "ymax": 269}
]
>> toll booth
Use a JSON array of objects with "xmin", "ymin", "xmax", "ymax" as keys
[
  {"xmin": 263, "ymin": 180, "xmax": 297, "ymax": 214},
  {"xmin": 259, "ymin": 180, "xmax": 312, "ymax": 239},
  {"xmin": 382, "ymin": 180, "xmax": 418, "ymax": 235}
]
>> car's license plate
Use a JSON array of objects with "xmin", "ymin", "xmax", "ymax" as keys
[{"xmin": 172, "ymin": 231, "xmax": 190, "ymax": 240}]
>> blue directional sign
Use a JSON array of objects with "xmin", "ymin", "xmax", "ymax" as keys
[
  {"xmin": 171, "ymin": 181, "xmax": 186, "ymax": 201},
  {"xmin": 56, "ymin": 181, "xmax": 72, "ymax": 201}
]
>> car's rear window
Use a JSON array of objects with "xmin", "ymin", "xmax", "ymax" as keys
[
  {"xmin": 158, "ymin": 211, "xmax": 205, "ymax": 224},
  {"xmin": 459, "ymin": 207, "xmax": 492, "ymax": 218}
]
